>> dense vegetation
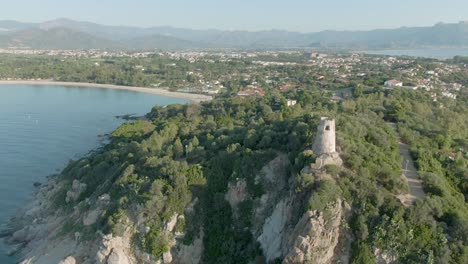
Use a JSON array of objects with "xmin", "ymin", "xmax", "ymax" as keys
[{"xmin": 48, "ymin": 79, "xmax": 467, "ymax": 264}]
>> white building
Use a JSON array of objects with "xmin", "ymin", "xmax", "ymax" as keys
[
  {"xmin": 442, "ymin": 92, "xmax": 457, "ymax": 99},
  {"xmin": 287, "ymin": 99, "xmax": 297, "ymax": 106},
  {"xmin": 384, "ymin": 80, "xmax": 403, "ymax": 87}
]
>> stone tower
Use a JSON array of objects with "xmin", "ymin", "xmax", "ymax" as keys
[{"xmin": 312, "ymin": 117, "xmax": 336, "ymax": 156}]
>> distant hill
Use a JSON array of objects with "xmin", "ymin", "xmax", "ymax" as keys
[
  {"xmin": 0, "ymin": 27, "xmax": 118, "ymax": 49},
  {"xmin": 124, "ymin": 34, "xmax": 206, "ymax": 50},
  {"xmin": 0, "ymin": 18, "xmax": 467, "ymax": 50},
  {"xmin": 0, "ymin": 20, "xmax": 35, "ymax": 33},
  {"xmin": 304, "ymin": 22, "xmax": 468, "ymax": 48}
]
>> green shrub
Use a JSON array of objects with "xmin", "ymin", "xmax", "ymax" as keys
[{"xmin": 308, "ymin": 180, "xmax": 341, "ymax": 212}]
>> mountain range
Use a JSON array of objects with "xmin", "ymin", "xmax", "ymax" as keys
[{"xmin": 0, "ymin": 18, "xmax": 467, "ymax": 50}]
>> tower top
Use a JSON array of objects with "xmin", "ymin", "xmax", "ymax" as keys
[{"xmin": 312, "ymin": 117, "xmax": 336, "ymax": 155}]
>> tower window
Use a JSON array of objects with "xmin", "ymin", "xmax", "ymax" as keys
[{"xmin": 325, "ymin": 125, "xmax": 330, "ymax": 131}]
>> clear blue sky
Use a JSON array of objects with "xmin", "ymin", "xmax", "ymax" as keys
[{"xmin": 1, "ymin": 0, "xmax": 467, "ymax": 32}]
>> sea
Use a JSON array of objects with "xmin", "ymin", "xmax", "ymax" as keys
[
  {"xmin": 0, "ymin": 84, "xmax": 188, "ymax": 263},
  {"xmin": 360, "ymin": 47, "xmax": 468, "ymax": 59}
]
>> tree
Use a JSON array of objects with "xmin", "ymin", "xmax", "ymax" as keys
[
  {"xmin": 353, "ymin": 85, "xmax": 363, "ymax": 97},
  {"xmin": 174, "ymin": 138, "xmax": 184, "ymax": 158},
  {"xmin": 192, "ymin": 136, "xmax": 200, "ymax": 147}
]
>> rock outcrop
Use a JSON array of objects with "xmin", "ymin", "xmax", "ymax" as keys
[
  {"xmin": 374, "ymin": 248, "xmax": 398, "ymax": 264},
  {"xmin": 107, "ymin": 248, "xmax": 130, "ymax": 264},
  {"xmin": 7, "ymin": 148, "xmax": 350, "ymax": 264},
  {"xmin": 4, "ymin": 178, "xmax": 136, "ymax": 264},
  {"xmin": 65, "ymin": 180, "xmax": 87, "ymax": 203},
  {"xmin": 255, "ymin": 198, "xmax": 349, "ymax": 264},
  {"xmin": 252, "ymin": 151, "xmax": 350, "ymax": 264},
  {"xmin": 172, "ymin": 232, "xmax": 204, "ymax": 264},
  {"xmin": 58, "ymin": 256, "xmax": 77, "ymax": 264},
  {"xmin": 225, "ymin": 179, "xmax": 248, "ymax": 210},
  {"xmin": 257, "ymin": 199, "xmax": 292, "ymax": 261},
  {"xmin": 96, "ymin": 233, "xmax": 134, "ymax": 264},
  {"xmin": 283, "ymin": 199, "xmax": 350, "ymax": 264}
]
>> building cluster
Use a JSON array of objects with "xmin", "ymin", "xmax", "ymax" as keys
[{"xmin": 0, "ymin": 48, "xmax": 465, "ymax": 100}]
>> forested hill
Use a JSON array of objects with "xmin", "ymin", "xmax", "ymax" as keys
[
  {"xmin": 0, "ymin": 19, "xmax": 467, "ymax": 49},
  {"xmin": 7, "ymin": 84, "xmax": 467, "ymax": 263}
]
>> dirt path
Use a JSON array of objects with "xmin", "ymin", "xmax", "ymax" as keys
[{"xmin": 388, "ymin": 123, "xmax": 426, "ymax": 206}]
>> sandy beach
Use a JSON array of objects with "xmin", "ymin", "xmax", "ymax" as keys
[{"xmin": 0, "ymin": 80, "xmax": 212, "ymax": 103}]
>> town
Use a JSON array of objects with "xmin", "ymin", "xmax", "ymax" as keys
[{"xmin": 0, "ymin": 49, "xmax": 465, "ymax": 103}]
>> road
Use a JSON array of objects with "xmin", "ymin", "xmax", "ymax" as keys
[{"xmin": 388, "ymin": 123, "xmax": 426, "ymax": 206}]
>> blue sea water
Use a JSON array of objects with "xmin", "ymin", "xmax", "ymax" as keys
[{"xmin": 0, "ymin": 85, "xmax": 188, "ymax": 263}]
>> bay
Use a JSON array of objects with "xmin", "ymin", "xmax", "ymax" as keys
[{"xmin": 0, "ymin": 84, "xmax": 188, "ymax": 263}]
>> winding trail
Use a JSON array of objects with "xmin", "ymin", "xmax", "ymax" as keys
[{"xmin": 388, "ymin": 123, "xmax": 426, "ymax": 206}]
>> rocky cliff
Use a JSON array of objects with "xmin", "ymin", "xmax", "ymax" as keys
[
  {"xmin": 5, "ymin": 152, "xmax": 349, "ymax": 264},
  {"xmin": 4, "ymin": 178, "xmax": 136, "ymax": 264},
  {"xmin": 225, "ymin": 153, "xmax": 351, "ymax": 264}
]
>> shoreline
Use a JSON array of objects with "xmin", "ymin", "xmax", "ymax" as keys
[{"xmin": 0, "ymin": 80, "xmax": 212, "ymax": 103}]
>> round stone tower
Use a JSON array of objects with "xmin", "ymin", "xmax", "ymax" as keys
[{"xmin": 312, "ymin": 117, "xmax": 336, "ymax": 156}]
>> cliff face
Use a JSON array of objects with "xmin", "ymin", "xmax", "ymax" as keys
[
  {"xmin": 4, "ymin": 178, "xmax": 136, "ymax": 264},
  {"xmin": 254, "ymin": 197, "xmax": 350, "ymax": 264},
  {"xmin": 224, "ymin": 153, "xmax": 351, "ymax": 264},
  {"xmin": 5, "ymin": 153, "xmax": 349, "ymax": 264},
  {"xmin": 282, "ymin": 200, "xmax": 350, "ymax": 264}
]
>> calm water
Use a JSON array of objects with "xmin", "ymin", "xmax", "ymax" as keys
[
  {"xmin": 361, "ymin": 48, "xmax": 468, "ymax": 59},
  {"xmin": 0, "ymin": 85, "xmax": 188, "ymax": 263}
]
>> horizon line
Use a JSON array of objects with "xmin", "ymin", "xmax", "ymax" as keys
[{"xmin": 2, "ymin": 17, "xmax": 468, "ymax": 34}]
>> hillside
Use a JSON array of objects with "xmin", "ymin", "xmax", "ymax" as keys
[
  {"xmin": 0, "ymin": 27, "xmax": 118, "ymax": 49},
  {"xmin": 306, "ymin": 22, "xmax": 468, "ymax": 48},
  {"xmin": 123, "ymin": 34, "xmax": 206, "ymax": 50},
  {"xmin": 3, "ymin": 85, "xmax": 467, "ymax": 263},
  {"xmin": 0, "ymin": 20, "xmax": 35, "ymax": 34},
  {"xmin": 0, "ymin": 19, "xmax": 467, "ymax": 50}
]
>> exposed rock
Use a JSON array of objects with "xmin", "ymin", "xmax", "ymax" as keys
[
  {"xmin": 10, "ymin": 224, "xmax": 46, "ymax": 243},
  {"xmin": 97, "ymin": 234, "xmax": 132, "ymax": 263},
  {"xmin": 11, "ymin": 227, "xmax": 28, "ymax": 243},
  {"xmin": 83, "ymin": 208, "xmax": 101, "ymax": 226},
  {"xmin": 138, "ymin": 224, "xmax": 151, "ymax": 234},
  {"xmin": 312, "ymin": 153, "xmax": 343, "ymax": 170},
  {"xmin": 374, "ymin": 248, "xmax": 398, "ymax": 264},
  {"xmin": 66, "ymin": 180, "xmax": 86, "ymax": 203},
  {"xmin": 165, "ymin": 214, "xmax": 179, "ymax": 232},
  {"xmin": 24, "ymin": 205, "xmax": 41, "ymax": 218},
  {"xmin": 225, "ymin": 179, "xmax": 247, "ymax": 210},
  {"xmin": 59, "ymin": 256, "xmax": 77, "ymax": 264},
  {"xmin": 134, "ymin": 250, "xmax": 154, "ymax": 263},
  {"xmin": 282, "ymin": 199, "xmax": 348, "ymax": 264},
  {"xmin": 163, "ymin": 251, "xmax": 173, "ymax": 263},
  {"xmin": 257, "ymin": 199, "xmax": 292, "ymax": 262},
  {"xmin": 256, "ymin": 153, "xmax": 289, "ymax": 185},
  {"xmin": 252, "ymin": 154, "xmax": 290, "ymax": 232},
  {"xmin": 99, "ymin": 193, "xmax": 111, "ymax": 200},
  {"xmin": 107, "ymin": 248, "xmax": 130, "ymax": 264},
  {"xmin": 172, "ymin": 231, "xmax": 204, "ymax": 264},
  {"xmin": 283, "ymin": 248, "xmax": 305, "ymax": 263}
]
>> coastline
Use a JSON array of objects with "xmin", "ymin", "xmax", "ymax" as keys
[{"xmin": 0, "ymin": 80, "xmax": 212, "ymax": 103}]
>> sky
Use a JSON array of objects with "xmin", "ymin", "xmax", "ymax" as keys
[{"xmin": 1, "ymin": 0, "xmax": 467, "ymax": 32}]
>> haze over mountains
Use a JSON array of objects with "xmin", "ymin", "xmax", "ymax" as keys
[{"xmin": 0, "ymin": 18, "xmax": 467, "ymax": 50}]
